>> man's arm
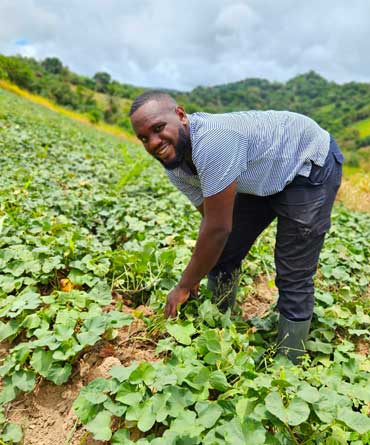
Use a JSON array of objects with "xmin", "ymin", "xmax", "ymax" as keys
[
  {"xmin": 196, "ymin": 202, "xmax": 204, "ymax": 217},
  {"xmin": 165, "ymin": 181, "xmax": 237, "ymax": 318}
]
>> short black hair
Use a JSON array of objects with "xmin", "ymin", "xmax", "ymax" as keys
[{"xmin": 129, "ymin": 91, "xmax": 177, "ymax": 117}]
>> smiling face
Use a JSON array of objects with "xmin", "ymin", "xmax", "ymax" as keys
[{"xmin": 130, "ymin": 99, "xmax": 191, "ymax": 170}]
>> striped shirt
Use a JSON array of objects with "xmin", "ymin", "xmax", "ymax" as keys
[{"xmin": 166, "ymin": 111, "xmax": 330, "ymax": 207}]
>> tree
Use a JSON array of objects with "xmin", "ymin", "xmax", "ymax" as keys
[
  {"xmin": 0, "ymin": 55, "xmax": 34, "ymax": 89},
  {"xmin": 93, "ymin": 71, "xmax": 111, "ymax": 93},
  {"xmin": 42, "ymin": 57, "xmax": 64, "ymax": 75}
]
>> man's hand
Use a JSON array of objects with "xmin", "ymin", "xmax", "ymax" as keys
[
  {"xmin": 190, "ymin": 282, "xmax": 200, "ymax": 299},
  {"xmin": 165, "ymin": 285, "xmax": 191, "ymax": 318}
]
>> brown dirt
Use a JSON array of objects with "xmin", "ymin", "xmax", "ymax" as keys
[
  {"xmin": 4, "ymin": 304, "xmax": 158, "ymax": 445},
  {"xmin": 240, "ymin": 274, "xmax": 277, "ymax": 319},
  {"xmin": 0, "ymin": 341, "xmax": 10, "ymax": 360},
  {"xmin": 356, "ymin": 338, "xmax": 370, "ymax": 356}
]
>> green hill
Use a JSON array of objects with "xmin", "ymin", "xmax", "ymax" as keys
[{"xmin": 1, "ymin": 54, "xmax": 370, "ymax": 152}]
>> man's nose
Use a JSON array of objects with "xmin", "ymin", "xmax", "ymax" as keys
[{"xmin": 146, "ymin": 134, "xmax": 162, "ymax": 154}]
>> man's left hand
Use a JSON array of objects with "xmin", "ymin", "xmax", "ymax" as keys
[{"xmin": 164, "ymin": 285, "xmax": 191, "ymax": 318}]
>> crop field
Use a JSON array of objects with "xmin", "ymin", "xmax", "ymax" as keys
[{"xmin": 0, "ymin": 88, "xmax": 369, "ymax": 445}]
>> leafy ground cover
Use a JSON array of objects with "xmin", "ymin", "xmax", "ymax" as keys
[{"xmin": 0, "ymin": 88, "xmax": 369, "ymax": 444}]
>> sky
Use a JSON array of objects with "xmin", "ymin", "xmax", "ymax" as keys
[{"xmin": 0, "ymin": 0, "xmax": 369, "ymax": 91}]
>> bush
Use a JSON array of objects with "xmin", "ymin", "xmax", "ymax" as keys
[
  {"xmin": 344, "ymin": 152, "xmax": 360, "ymax": 167},
  {"xmin": 87, "ymin": 108, "xmax": 103, "ymax": 124},
  {"xmin": 118, "ymin": 116, "xmax": 133, "ymax": 133},
  {"xmin": 357, "ymin": 135, "xmax": 370, "ymax": 148},
  {"xmin": 0, "ymin": 55, "xmax": 34, "ymax": 89},
  {"xmin": 0, "ymin": 66, "xmax": 8, "ymax": 80}
]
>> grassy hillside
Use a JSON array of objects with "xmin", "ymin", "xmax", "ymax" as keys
[
  {"xmin": 0, "ymin": 83, "xmax": 369, "ymax": 444},
  {"xmin": 352, "ymin": 117, "xmax": 370, "ymax": 137}
]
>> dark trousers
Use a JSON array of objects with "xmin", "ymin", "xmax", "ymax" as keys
[{"xmin": 208, "ymin": 137, "xmax": 344, "ymax": 321}]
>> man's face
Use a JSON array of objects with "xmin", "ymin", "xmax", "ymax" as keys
[{"xmin": 131, "ymin": 100, "xmax": 191, "ymax": 170}]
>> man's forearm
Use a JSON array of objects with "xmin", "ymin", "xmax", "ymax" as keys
[{"xmin": 178, "ymin": 219, "xmax": 230, "ymax": 290}]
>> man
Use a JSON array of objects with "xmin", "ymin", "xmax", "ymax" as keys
[{"xmin": 130, "ymin": 91, "xmax": 343, "ymax": 364}]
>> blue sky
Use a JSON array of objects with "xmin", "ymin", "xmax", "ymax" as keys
[{"xmin": 0, "ymin": 0, "xmax": 369, "ymax": 91}]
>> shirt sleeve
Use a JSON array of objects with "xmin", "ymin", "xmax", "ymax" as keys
[
  {"xmin": 166, "ymin": 171, "xmax": 204, "ymax": 207},
  {"xmin": 193, "ymin": 128, "xmax": 242, "ymax": 197}
]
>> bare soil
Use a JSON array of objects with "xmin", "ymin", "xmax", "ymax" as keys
[
  {"xmin": 356, "ymin": 338, "xmax": 370, "ymax": 356},
  {"xmin": 240, "ymin": 274, "xmax": 277, "ymax": 319}
]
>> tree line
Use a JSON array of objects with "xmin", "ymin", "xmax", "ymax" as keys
[{"xmin": 1, "ymin": 53, "xmax": 370, "ymax": 155}]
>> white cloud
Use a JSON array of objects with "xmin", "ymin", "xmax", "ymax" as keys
[{"xmin": 0, "ymin": 0, "xmax": 369, "ymax": 90}]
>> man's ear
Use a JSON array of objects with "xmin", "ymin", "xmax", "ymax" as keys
[{"xmin": 175, "ymin": 105, "xmax": 187, "ymax": 125}]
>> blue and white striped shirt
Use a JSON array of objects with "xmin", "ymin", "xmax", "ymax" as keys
[{"xmin": 166, "ymin": 111, "xmax": 330, "ymax": 207}]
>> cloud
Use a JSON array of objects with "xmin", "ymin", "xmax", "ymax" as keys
[{"xmin": 0, "ymin": 0, "xmax": 369, "ymax": 90}]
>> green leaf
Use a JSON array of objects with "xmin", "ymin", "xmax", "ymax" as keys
[
  {"xmin": 105, "ymin": 311, "xmax": 133, "ymax": 328},
  {"xmin": 286, "ymin": 397, "xmax": 310, "ymax": 426},
  {"xmin": 116, "ymin": 390, "xmax": 143, "ymax": 406},
  {"xmin": 22, "ymin": 313, "xmax": 42, "ymax": 330},
  {"xmin": 47, "ymin": 363, "xmax": 72, "ymax": 385},
  {"xmin": 129, "ymin": 362, "xmax": 155, "ymax": 385},
  {"xmin": 83, "ymin": 388, "xmax": 108, "ymax": 405},
  {"xmin": 2, "ymin": 422, "xmax": 23, "ymax": 443},
  {"xmin": 72, "ymin": 395, "xmax": 102, "ymax": 424},
  {"xmin": 316, "ymin": 291, "xmax": 334, "ymax": 305},
  {"xmin": 155, "ymin": 338, "xmax": 175, "ymax": 354},
  {"xmin": 296, "ymin": 383, "xmax": 320, "ymax": 403},
  {"xmin": 0, "ymin": 378, "xmax": 18, "ymax": 404},
  {"xmin": 209, "ymin": 370, "xmax": 229, "ymax": 392},
  {"xmin": 313, "ymin": 389, "xmax": 350, "ymax": 423},
  {"xmin": 111, "ymin": 429, "xmax": 133, "ymax": 444},
  {"xmin": 77, "ymin": 315, "xmax": 107, "ymax": 345},
  {"xmin": 306, "ymin": 340, "xmax": 333, "ymax": 354},
  {"xmin": 265, "ymin": 392, "xmax": 310, "ymax": 426},
  {"xmin": 31, "ymin": 349, "xmax": 71, "ymax": 384},
  {"xmin": 236, "ymin": 397, "xmax": 258, "ymax": 420},
  {"xmin": 152, "ymin": 392, "xmax": 171, "ymax": 423},
  {"xmin": 0, "ymin": 408, "xmax": 5, "ymax": 425},
  {"xmin": 54, "ymin": 324, "xmax": 75, "ymax": 342},
  {"xmin": 88, "ymin": 282, "xmax": 112, "ymax": 305},
  {"xmin": 337, "ymin": 407, "xmax": 370, "ymax": 434},
  {"xmin": 109, "ymin": 363, "xmax": 139, "ymax": 382},
  {"xmin": 223, "ymin": 418, "xmax": 266, "ymax": 445},
  {"xmin": 265, "ymin": 392, "xmax": 285, "ymax": 422},
  {"xmin": 0, "ymin": 319, "xmax": 20, "ymax": 341},
  {"xmin": 103, "ymin": 399, "xmax": 127, "ymax": 417},
  {"xmin": 76, "ymin": 331, "xmax": 102, "ymax": 346},
  {"xmin": 137, "ymin": 401, "xmax": 156, "ymax": 432},
  {"xmin": 166, "ymin": 321, "xmax": 196, "ymax": 345},
  {"xmin": 195, "ymin": 401, "xmax": 223, "ymax": 429},
  {"xmin": 54, "ymin": 309, "xmax": 79, "ymax": 325},
  {"xmin": 85, "ymin": 410, "xmax": 112, "ymax": 441},
  {"xmin": 199, "ymin": 300, "xmax": 220, "ymax": 327},
  {"xmin": 202, "ymin": 330, "xmax": 222, "ymax": 353},
  {"xmin": 12, "ymin": 370, "xmax": 36, "ymax": 392},
  {"xmin": 30, "ymin": 349, "xmax": 53, "ymax": 376},
  {"xmin": 169, "ymin": 410, "xmax": 204, "ymax": 437},
  {"xmin": 5, "ymin": 291, "xmax": 42, "ymax": 318}
]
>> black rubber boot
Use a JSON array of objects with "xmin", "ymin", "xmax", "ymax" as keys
[
  {"xmin": 276, "ymin": 314, "xmax": 311, "ymax": 364},
  {"xmin": 207, "ymin": 272, "xmax": 239, "ymax": 313}
]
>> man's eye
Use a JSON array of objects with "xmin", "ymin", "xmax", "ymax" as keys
[
  {"xmin": 140, "ymin": 137, "xmax": 148, "ymax": 143},
  {"xmin": 154, "ymin": 124, "xmax": 164, "ymax": 132}
]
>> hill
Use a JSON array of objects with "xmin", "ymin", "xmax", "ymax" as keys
[{"xmin": 1, "ymin": 54, "xmax": 370, "ymax": 154}]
